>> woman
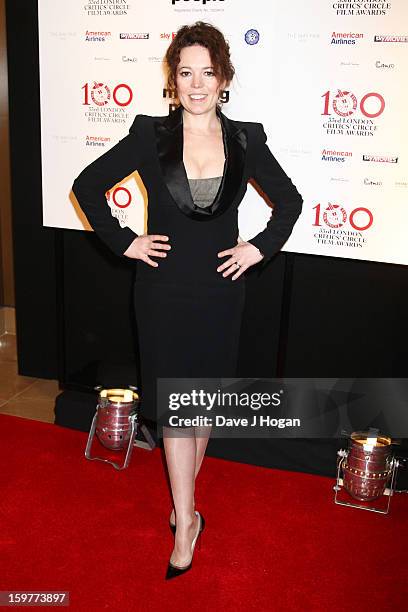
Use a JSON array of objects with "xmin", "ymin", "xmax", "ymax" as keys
[{"xmin": 72, "ymin": 21, "xmax": 303, "ymax": 579}]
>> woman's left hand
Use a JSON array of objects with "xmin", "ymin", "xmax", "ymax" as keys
[{"xmin": 217, "ymin": 240, "xmax": 264, "ymax": 280}]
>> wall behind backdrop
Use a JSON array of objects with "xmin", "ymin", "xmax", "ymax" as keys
[{"xmin": 6, "ymin": 1, "xmax": 408, "ymax": 475}]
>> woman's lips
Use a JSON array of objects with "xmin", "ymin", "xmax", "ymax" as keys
[{"xmin": 189, "ymin": 94, "xmax": 207, "ymax": 102}]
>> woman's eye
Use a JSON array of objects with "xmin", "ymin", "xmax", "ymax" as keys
[{"xmin": 179, "ymin": 70, "xmax": 215, "ymax": 77}]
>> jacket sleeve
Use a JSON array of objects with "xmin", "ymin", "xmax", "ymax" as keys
[
  {"xmin": 72, "ymin": 114, "xmax": 144, "ymax": 258},
  {"xmin": 247, "ymin": 123, "xmax": 303, "ymax": 264}
]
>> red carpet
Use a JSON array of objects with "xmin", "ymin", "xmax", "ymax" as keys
[{"xmin": 0, "ymin": 413, "xmax": 406, "ymax": 611}]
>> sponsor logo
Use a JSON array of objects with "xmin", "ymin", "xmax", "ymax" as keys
[
  {"xmin": 85, "ymin": 30, "xmax": 111, "ymax": 42},
  {"xmin": 363, "ymin": 177, "xmax": 382, "ymax": 186},
  {"xmin": 160, "ymin": 32, "xmax": 177, "ymax": 40},
  {"xmin": 245, "ymin": 29, "xmax": 260, "ymax": 45},
  {"xmin": 375, "ymin": 60, "xmax": 395, "ymax": 69},
  {"xmin": 49, "ymin": 31, "xmax": 76, "ymax": 40},
  {"xmin": 120, "ymin": 32, "xmax": 149, "ymax": 39},
  {"xmin": 331, "ymin": 31, "xmax": 363, "ymax": 45},
  {"xmin": 85, "ymin": 135, "xmax": 111, "ymax": 148},
  {"xmin": 374, "ymin": 34, "xmax": 408, "ymax": 43},
  {"xmin": 287, "ymin": 32, "xmax": 320, "ymax": 42},
  {"xmin": 362, "ymin": 154, "xmax": 398, "ymax": 163},
  {"xmin": 122, "ymin": 55, "xmax": 138, "ymax": 62},
  {"xmin": 321, "ymin": 148, "xmax": 353, "ymax": 163},
  {"xmin": 329, "ymin": 177, "xmax": 349, "ymax": 183}
]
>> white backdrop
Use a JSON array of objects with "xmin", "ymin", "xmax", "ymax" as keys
[{"xmin": 38, "ymin": 0, "xmax": 408, "ymax": 265}]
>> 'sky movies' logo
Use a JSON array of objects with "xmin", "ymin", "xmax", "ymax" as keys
[
  {"xmin": 120, "ymin": 32, "xmax": 149, "ymax": 39},
  {"xmin": 362, "ymin": 153, "xmax": 398, "ymax": 163},
  {"xmin": 374, "ymin": 35, "xmax": 408, "ymax": 43}
]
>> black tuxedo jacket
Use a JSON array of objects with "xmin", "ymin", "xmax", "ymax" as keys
[{"xmin": 72, "ymin": 105, "xmax": 303, "ymax": 266}]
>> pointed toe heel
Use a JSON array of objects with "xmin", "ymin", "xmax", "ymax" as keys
[{"xmin": 165, "ymin": 559, "xmax": 192, "ymax": 580}]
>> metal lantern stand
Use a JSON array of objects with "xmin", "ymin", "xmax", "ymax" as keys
[
  {"xmin": 84, "ymin": 386, "xmax": 156, "ymax": 471},
  {"xmin": 334, "ymin": 449, "xmax": 401, "ymax": 515}
]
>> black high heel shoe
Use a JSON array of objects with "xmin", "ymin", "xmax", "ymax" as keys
[
  {"xmin": 169, "ymin": 511, "xmax": 205, "ymax": 535},
  {"xmin": 165, "ymin": 511, "xmax": 204, "ymax": 580}
]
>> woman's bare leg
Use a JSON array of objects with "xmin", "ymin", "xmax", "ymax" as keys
[
  {"xmin": 194, "ymin": 425, "xmax": 212, "ymax": 475},
  {"xmin": 163, "ymin": 428, "xmax": 199, "ymax": 565},
  {"xmin": 168, "ymin": 425, "xmax": 212, "ymax": 525}
]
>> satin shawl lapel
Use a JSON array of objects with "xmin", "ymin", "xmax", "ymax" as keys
[{"xmin": 154, "ymin": 105, "xmax": 247, "ymax": 221}]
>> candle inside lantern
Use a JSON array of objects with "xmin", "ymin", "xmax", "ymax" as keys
[
  {"xmin": 123, "ymin": 390, "xmax": 134, "ymax": 402},
  {"xmin": 363, "ymin": 437, "xmax": 378, "ymax": 451}
]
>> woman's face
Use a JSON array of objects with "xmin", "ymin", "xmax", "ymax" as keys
[{"xmin": 175, "ymin": 44, "xmax": 226, "ymax": 115}]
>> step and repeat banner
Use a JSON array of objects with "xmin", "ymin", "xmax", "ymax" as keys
[{"xmin": 38, "ymin": 0, "xmax": 407, "ymax": 265}]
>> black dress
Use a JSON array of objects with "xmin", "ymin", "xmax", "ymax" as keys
[
  {"xmin": 72, "ymin": 105, "xmax": 304, "ymax": 424},
  {"xmin": 134, "ymin": 173, "xmax": 245, "ymax": 424}
]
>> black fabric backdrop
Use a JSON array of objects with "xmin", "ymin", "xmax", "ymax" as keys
[{"xmin": 7, "ymin": 1, "xmax": 408, "ymax": 480}]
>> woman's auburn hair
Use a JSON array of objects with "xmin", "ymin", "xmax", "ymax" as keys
[{"xmin": 164, "ymin": 21, "xmax": 235, "ymax": 98}]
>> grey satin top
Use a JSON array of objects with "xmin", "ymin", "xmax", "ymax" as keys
[{"xmin": 187, "ymin": 176, "xmax": 223, "ymax": 208}]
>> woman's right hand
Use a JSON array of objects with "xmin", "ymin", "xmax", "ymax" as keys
[{"xmin": 123, "ymin": 234, "xmax": 171, "ymax": 267}]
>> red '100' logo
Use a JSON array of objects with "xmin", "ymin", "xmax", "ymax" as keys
[
  {"xmin": 313, "ymin": 203, "xmax": 373, "ymax": 231},
  {"xmin": 321, "ymin": 90, "xmax": 385, "ymax": 118},
  {"xmin": 82, "ymin": 82, "xmax": 133, "ymax": 107}
]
